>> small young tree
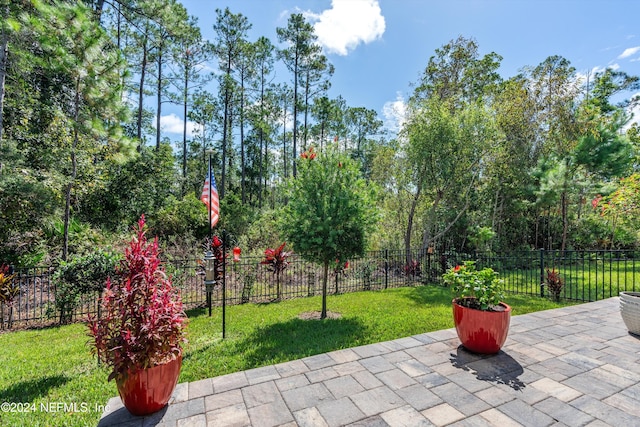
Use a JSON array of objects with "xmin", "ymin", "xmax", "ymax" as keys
[{"xmin": 281, "ymin": 146, "xmax": 378, "ymax": 318}]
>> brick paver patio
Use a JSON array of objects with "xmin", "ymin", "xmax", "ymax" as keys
[{"xmin": 99, "ymin": 297, "xmax": 640, "ymax": 426}]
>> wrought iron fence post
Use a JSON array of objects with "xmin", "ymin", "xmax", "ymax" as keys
[
  {"xmin": 222, "ymin": 233, "xmax": 226, "ymax": 339},
  {"xmin": 384, "ymin": 249, "xmax": 389, "ymax": 290},
  {"xmin": 540, "ymin": 248, "xmax": 545, "ymax": 297}
]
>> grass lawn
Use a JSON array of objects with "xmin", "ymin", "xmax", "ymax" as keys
[{"xmin": 0, "ymin": 285, "xmax": 573, "ymax": 427}]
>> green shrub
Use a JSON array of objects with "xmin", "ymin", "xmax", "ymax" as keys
[
  {"xmin": 443, "ymin": 261, "xmax": 505, "ymax": 311},
  {"xmin": 53, "ymin": 251, "xmax": 119, "ymax": 323},
  {"xmin": 151, "ymin": 193, "xmax": 208, "ymax": 239}
]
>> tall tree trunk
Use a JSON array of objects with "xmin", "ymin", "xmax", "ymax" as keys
[
  {"xmin": 137, "ymin": 34, "xmax": 148, "ymax": 149},
  {"xmin": 156, "ymin": 49, "xmax": 162, "ymax": 150},
  {"xmin": 63, "ymin": 80, "xmax": 81, "ymax": 261},
  {"xmin": 228, "ymin": 108, "xmax": 234, "ymax": 193},
  {"xmin": 420, "ymin": 196, "xmax": 469, "ymax": 256},
  {"xmin": 282, "ymin": 95, "xmax": 288, "ymax": 178},
  {"xmin": 0, "ymin": 20, "xmax": 8, "ymax": 145},
  {"xmin": 321, "ymin": 261, "xmax": 329, "ymax": 319},
  {"xmin": 535, "ymin": 213, "xmax": 540, "ymax": 249},
  {"xmin": 240, "ymin": 72, "xmax": 246, "ymax": 204},
  {"xmin": 201, "ymin": 123, "xmax": 207, "ymax": 164},
  {"xmin": 182, "ymin": 72, "xmax": 189, "ymax": 180},
  {"xmin": 258, "ymin": 76, "xmax": 265, "ymax": 208},
  {"xmin": 491, "ymin": 184, "xmax": 501, "ymax": 232},
  {"xmin": 404, "ymin": 186, "xmax": 422, "ymax": 265},
  {"xmin": 292, "ymin": 56, "xmax": 298, "ymax": 177},
  {"xmin": 221, "ymin": 87, "xmax": 229, "ymax": 199},
  {"xmin": 116, "ymin": 3, "xmax": 121, "ymax": 49},
  {"xmin": 220, "ymin": 57, "xmax": 234, "ymax": 200},
  {"xmin": 561, "ymin": 190, "xmax": 568, "ymax": 251},
  {"xmin": 303, "ymin": 70, "xmax": 309, "ymax": 150},
  {"xmin": 94, "ymin": 0, "xmax": 106, "ymax": 22}
]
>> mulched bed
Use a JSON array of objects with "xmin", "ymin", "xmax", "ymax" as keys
[{"xmin": 298, "ymin": 311, "xmax": 342, "ymax": 320}]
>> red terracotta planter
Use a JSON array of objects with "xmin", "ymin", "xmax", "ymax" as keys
[
  {"xmin": 452, "ymin": 299, "xmax": 511, "ymax": 354},
  {"xmin": 116, "ymin": 354, "xmax": 182, "ymax": 416}
]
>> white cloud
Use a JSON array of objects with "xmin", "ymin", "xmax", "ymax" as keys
[
  {"xmin": 618, "ymin": 46, "xmax": 640, "ymax": 59},
  {"xmin": 576, "ymin": 64, "xmax": 621, "ymax": 86},
  {"xmin": 306, "ymin": 0, "xmax": 385, "ymax": 56},
  {"xmin": 576, "ymin": 67, "xmax": 604, "ymax": 86},
  {"xmin": 382, "ymin": 93, "xmax": 406, "ymax": 134},
  {"xmin": 156, "ymin": 114, "xmax": 202, "ymax": 138}
]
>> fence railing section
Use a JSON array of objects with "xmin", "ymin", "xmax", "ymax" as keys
[
  {"xmin": 0, "ymin": 266, "xmax": 55, "ymax": 329},
  {"xmin": 474, "ymin": 249, "xmax": 640, "ymax": 301},
  {"xmin": 2, "ymin": 249, "xmax": 639, "ymax": 329}
]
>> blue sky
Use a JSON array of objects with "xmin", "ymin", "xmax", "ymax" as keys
[{"xmin": 162, "ymin": 0, "xmax": 640, "ymax": 138}]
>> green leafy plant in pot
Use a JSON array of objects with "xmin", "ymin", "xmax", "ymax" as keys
[
  {"xmin": 443, "ymin": 261, "xmax": 510, "ymax": 354},
  {"xmin": 87, "ymin": 215, "xmax": 187, "ymax": 416}
]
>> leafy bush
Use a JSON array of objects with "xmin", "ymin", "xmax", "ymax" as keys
[
  {"xmin": 241, "ymin": 208, "xmax": 282, "ymax": 257},
  {"xmin": 53, "ymin": 251, "xmax": 119, "ymax": 323},
  {"xmin": 241, "ymin": 268, "xmax": 257, "ymax": 304},
  {"xmin": 80, "ymin": 144, "xmax": 178, "ymax": 232},
  {"xmin": 87, "ymin": 215, "xmax": 187, "ymax": 383},
  {"xmin": 358, "ymin": 261, "xmax": 376, "ymax": 291},
  {"xmin": 217, "ymin": 192, "xmax": 258, "ymax": 240},
  {"xmin": 151, "ymin": 194, "xmax": 208, "ymax": 239},
  {"xmin": 443, "ymin": 261, "xmax": 505, "ymax": 311}
]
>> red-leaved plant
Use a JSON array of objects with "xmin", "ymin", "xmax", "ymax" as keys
[
  {"xmin": 261, "ymin": 242, "xmax": 292, "ymax": 300},
  {"xmin": 0, "ymin": 264, "xmax": 18, "ymax": 329},
  {"xmin": 211, "ymin": 235, "xmax": 227, "ymax": 282},
  {"xmin": 546, "ymin": 268, "xmax": 564, "ymax": 302},
  {"xmin": 332, "ymin": 259, "xmax": 349, "ymax": 294},
  {"xmin": 87, "ymin": 215, "xmax": 187, "ymax": 383},
  {"xmin": 404, "ymin": 259, "xmax": 421, "ymax": 278}
]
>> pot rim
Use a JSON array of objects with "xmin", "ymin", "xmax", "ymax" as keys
[
  {"xmin": 620, "ymin": 291, "xmax": 640, "ymax": 297},
  {"xmin": 452, "ymin": 298, "xmax": 512, "ymax": 313}
]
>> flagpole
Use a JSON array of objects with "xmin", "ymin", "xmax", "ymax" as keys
[{"xmin": 207, "ymin": 150, "xmax": 213, "ymax": 242}]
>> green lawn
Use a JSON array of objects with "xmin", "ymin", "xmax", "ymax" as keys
[{"xmin": 0, "ymin": 285, "xmax": 573, "ymax": 427}]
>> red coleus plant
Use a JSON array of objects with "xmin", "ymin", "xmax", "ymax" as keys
[
  {"xmin": 261, "ymin": 243, "xmax": 292, "ymax": 300},
  {"xmin": 87, "ymin": 215, "xmax": 187, "ymax": 383},
  {"xmin": 0, "ymin": 264, "xmax": 18, "ymax": 329},
  {"xmin": 261, "ymin": 242, "xmax": 292, "ymax": 274},
  {"xmin": 0, "ymin": 264, "xmax": 17, "ymax": 304},
  {"xmin": 404, "ymin": 259, "xmax": 421, "ymax": 277},
  {"xmin": 333, "ymin": 259, "xmax": 349, "ymax": 273},
  {"xmin": 210, "ymin": 235, "xmax": 227, "ymax": 281},
  {"xmin": 546, "ymin": 268, "xmax": 564, "ymax": 302}
]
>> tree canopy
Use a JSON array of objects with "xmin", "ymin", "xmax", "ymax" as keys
[
  {"xmin": 1, "ymin": 2, "xmax": 640, "ymax": 268},
  {"xmin": 280, "ymin": 146, "xmax": 378, "ymax": 318}
]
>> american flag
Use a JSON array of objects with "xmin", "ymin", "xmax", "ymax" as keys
[{"xmin": 200, "ymin": 170, "xmax": 219, "ymax": 227}]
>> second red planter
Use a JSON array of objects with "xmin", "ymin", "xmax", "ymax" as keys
[{"xmin": 452, "ymin": 300, "xmax": 511, "ymax": 354}]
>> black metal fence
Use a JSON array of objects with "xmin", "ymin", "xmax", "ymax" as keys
[
  {"xmin": 474, "ymin": 249, "xmax": 640, "ymax": 301},
  {"xmin": 2, "ymin": 249, "xmax": 639, "ymax": 330}
]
